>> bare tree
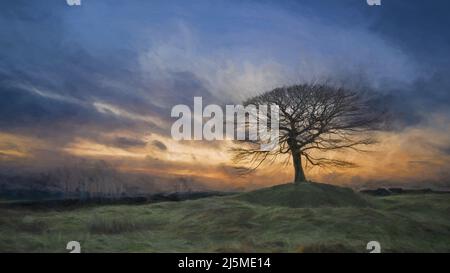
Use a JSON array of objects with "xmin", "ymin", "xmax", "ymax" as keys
[{"xmin": 232, "ymin": 84, "xmax": 386, "ymax": 183}]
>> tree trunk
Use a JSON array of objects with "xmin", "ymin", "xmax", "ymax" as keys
[{"xmin": 292, "ymin": 149, "xmax": 306, "ymax": 183}]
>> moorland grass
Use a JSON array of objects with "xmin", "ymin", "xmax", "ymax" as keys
[{"xmin": 0, "ymin": 182, "xmax": 449, "ymax": 252}]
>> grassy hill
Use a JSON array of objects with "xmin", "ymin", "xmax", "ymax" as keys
[
  {"xmin": 236, "ymin": 182, "xmax": 370, "ymax": 208},
  {"xmin": 0, "ymin": 182, "xmax": 449, "ymax": 252}
]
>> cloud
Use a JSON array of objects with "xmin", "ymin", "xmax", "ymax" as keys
[
  {"xmin": 152, "ymin": 140, "xmax": 167, "ymax": 151},
  {"xmin": 138, "ymin": 15, "xmax": 419, "ymax": 103},
  {"xmin": 114, "ymin": 137, "xmax": 147, "ymax": 149}
]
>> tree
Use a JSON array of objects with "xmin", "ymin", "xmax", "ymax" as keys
[{"xmin": 232, "ymin": 84, "xmax": 386, "ymax": 183}]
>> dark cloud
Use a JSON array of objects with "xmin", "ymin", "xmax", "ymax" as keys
[
  {"xmin": 152, "ymin": 140, "xmax": 167, "ymax": 151},
  {"xmin": 114, "ymin": 137, "xmax": 147, "ymax": 148},
  {"xmin": 368, "ymin": 0, "xmax": 450, "ymax": 66},
  {"xmin": 2, "ymin": 0, "xmax": 449, "ymax": 137},
  {"xmin": 0, "ymin": 74, "xmax": 155, "ymax": 146}
]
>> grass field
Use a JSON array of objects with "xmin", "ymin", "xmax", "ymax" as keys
[{"xmin": 0, "ymin": 182, "xmax": 449, "ymax": 253}]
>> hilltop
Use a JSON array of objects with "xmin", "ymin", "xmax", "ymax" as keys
[{"xmin": 236, "ymin": 182, "xmax": 370, "ymax": 208}]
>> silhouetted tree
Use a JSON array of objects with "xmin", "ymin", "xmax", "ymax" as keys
[{"xmin": 232, "ymin": 84, "xmax": 386, "ymax": 183}]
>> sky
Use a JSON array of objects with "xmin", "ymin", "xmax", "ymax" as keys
[{"xmin": 1, "ymin": 0, "xmax": 450, "ymax": 191}]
